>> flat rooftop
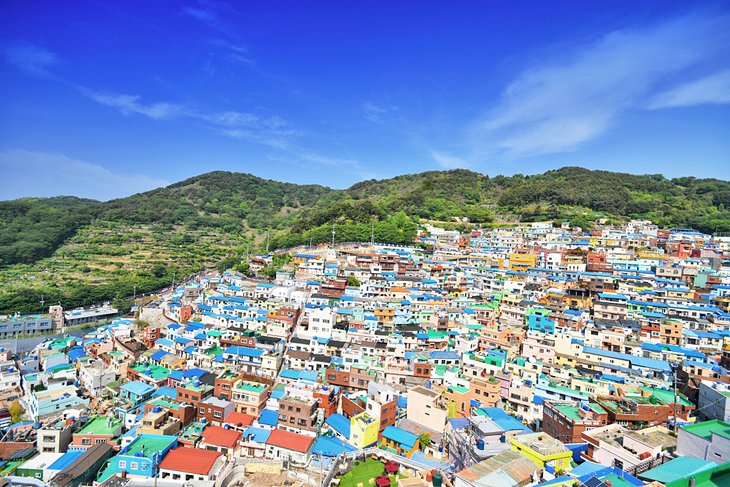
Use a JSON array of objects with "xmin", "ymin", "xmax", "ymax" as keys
[{"xmin": 78, "ymin": 416, "xmax": 122, "ymax": 435}]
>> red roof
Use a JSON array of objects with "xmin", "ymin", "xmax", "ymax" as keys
[
  {"xmin": 201, "ymin": 425, "xmax": 242, "ymax": 448},
  {"xmin": 224, "ymin": 411, "xmax": 255, "ymax": 427},
  {"xmin": 265, "ymin": 428, "xmax": 314, "ymax": 453},
  {"xmin": 158, "ymin": 447, "xmax": 223, "ymax": 475}
]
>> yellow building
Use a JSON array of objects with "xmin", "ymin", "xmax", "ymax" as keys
[
  {"xmin": 510, "ymin": 433, "xmax": 572, "ymax": 473},
  {"xmin": 509, "ymin": 253, "xmax": 537, "ymax": 272},
  {"xmin": 350, "ymin": 412, "xmax": 379, "ymax": 449},
  {"xmin": 380, "ymin": 426, "xmax": 419, "ymax": 458}
]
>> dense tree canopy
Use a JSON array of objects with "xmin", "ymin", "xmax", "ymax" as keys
[{"xmin": 2, "ymin": 167, "xmax": 729, "ymax": 313}]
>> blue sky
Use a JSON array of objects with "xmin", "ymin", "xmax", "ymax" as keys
[{"xmin": 1, "ymin": 0, "xmax": 729, "ymax": 200}]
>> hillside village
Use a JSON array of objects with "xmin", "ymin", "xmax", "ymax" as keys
[{"xmin": 1, "ymin": 219, "xmax": 730, "ymax": 487}]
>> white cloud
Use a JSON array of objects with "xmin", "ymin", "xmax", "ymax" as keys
[
  {"xmin": 4, "ymin": 42, "xmax": 58, "ymax": 76},
  {"xmin": 83, "ymin": 90, "xmax": 189, "ymax": 120},
  {"xmin": 362, "ymin": 102, "xmax": 397, "ymax": 124},
  {"xmin": 462, "ymin": 11, "xmax": 730, "ymax": 158},
  {"xmin": 0, "ymin": 149, "xmax": 169, "ymax": 201},
  {"xmin": 82, "ymin": 89, "xmax": 297, "ymax": 148},
  {"xmin": 648, "ymin": 69, "xmax": 730, "ymax": 109},
  {"xmin": 431, "ymin": 150, "xmax": 470, "ymax": 169}
]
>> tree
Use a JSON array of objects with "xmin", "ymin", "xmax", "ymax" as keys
[
  {"xmin": 346, "ymin": 275, "xmax": 360, "ymax": 287},
  {"xmin": 418, "ymin": 433, "xmax": 431, "ymax": 450},
  {"xmin": 9, "ymin": 400, "xmax": 23, "ymax": 423}
]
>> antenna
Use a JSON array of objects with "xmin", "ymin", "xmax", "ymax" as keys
[{"xmin": 40, "ymin": 294, "xmax": 45, "ymax": 308}]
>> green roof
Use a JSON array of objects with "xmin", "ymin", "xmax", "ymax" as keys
[
  {"xmin": 237, "ymin": 381, "xmax": 267, "ymax": 393},
  {"xmin": 148, "ymin": 397, "xmax": 180, "ymax": 410},
  {"xmin": 205, "ymin": 346, "xmax": 223, "ymax": 356},
  {"xmin": 642, "ymin": 457, "xmax": 717, "ymax": 484},
  {"xmin": 449, "ymin": 385, "xmax": 469, "ymax": 394},
  {"xmin": 553, "ymin": 403, "xmax": 583, "ymax": 422},
  {"xmin": 588, "ymin": 403, "xmax": 607, "ymax": 414},
  {"xmin": 124, "ymin": 435, "xmax": 176, "ymax": 459},
  {"xmin": 97, "ymin": 460, "xmax": 116, "ymax": 483},
  {"xmin": 640, "ymin": 386, "xmax": 693, "ymax": 407},
  {"xmin": 131, "ymin": 362, "xmax": 170, "ymax": 380},
  {"xmin": 680, "ymin": 420, "xmax": 730, "ymax": 441},
  {"xmin": 78, "ymin": 416, "xmax": 122, "ymax": 435}
]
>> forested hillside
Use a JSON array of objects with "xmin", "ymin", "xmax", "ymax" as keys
[{"xmin": 1, "ymin": 166, "xmax": 729, "ymax": 313}]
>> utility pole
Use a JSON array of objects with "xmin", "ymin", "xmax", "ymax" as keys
[
  {"xmin": 331, "ymin": 222, "xmax": 336, "ymax": 247},
  {"xmin": 171, "ymin": 272, "xmax": 176, "ymax": 293},
  {"xmin": 371, "ymin": 223, "xmax": 375, "ymax": 246},
  {"xmin": 672, "ymin": 362, "xmax": 679, "ymax": 434},
  {"xmin": 266, "ymin": 229, "xmax": 270, "ymax": 253}
]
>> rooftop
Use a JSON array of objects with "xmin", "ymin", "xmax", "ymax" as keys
[{"xmin": 77, "ymin": 416, "xmax": 123, "ymax": 436}]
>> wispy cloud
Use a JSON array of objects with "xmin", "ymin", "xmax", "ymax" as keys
[
  {"xmin": 362, "ymin": 102, "xmax": 397, "ymax": 124},
  {"xmin": 82, "ymin": 90, "xmax": 189, "ymax": 120},
  {"xmin": 82, "ymin": 88, "xmax": 298, "ymax": 148},
  {"xmin": 648, "ymin": 69, "xmax": 730, "ymax": 109},
  {"xmin": 0, "ymin": 149, "xmax": 169, "ymax": 201},
  {"xmin": 3, "ymin": 42, "xmax": 58, "ymax": 76},
  {"xmin": 431, "ymin": 150, "xmax": 470, "ymax": 169},
  {"xmin": 207, "ymin": 38, "xmax": 255, "ymax": 66},
  {"xmin": 182, "ymin": 1, "xmax": 236, "ymax": 36},
  {"xmin": 443, "ymin": 10, "xmax": 730, "ymax": 162}
]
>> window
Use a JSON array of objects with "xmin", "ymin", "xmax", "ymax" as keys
[
  {"xmin": 214, "ymin": 411, "xmax": 222, "ymax": 418},
  {"xmin": 119, "ymin": 460, "xmax": 127, "ymax": 469}
]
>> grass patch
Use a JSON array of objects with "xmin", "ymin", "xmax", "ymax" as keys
[{"xmin": 337, "ymin": 458, "xmax": 402, "ymax": 487}]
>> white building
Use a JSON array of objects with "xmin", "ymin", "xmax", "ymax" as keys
[{"xmin": 78, "ymin": 360, "xmax": 116, "ymax": 397}]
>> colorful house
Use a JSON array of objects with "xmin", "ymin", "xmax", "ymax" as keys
[
  {"xmin": 380, "ymin": 426, "xmax": 419, "ymax": 458},
  {"xmin": 350, "ymin": 412, "xmax": 379, "ymax": 449},
  {"xmin": 510, "ymin": 432, "xmax": 572, "ymax": 473},
  {"xmin": 100, "ymin": 434, "xmax": 178, "ymax": 481}
]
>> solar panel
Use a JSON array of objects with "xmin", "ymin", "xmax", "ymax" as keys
[{"xmin": 582, "ymin": 477, "xmax": 608, "ymax": 487}]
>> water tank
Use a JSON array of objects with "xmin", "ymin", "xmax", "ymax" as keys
[
  {"xmin": 432, "ymin": 472, "xmax": 443, "ymax": 487},
  {"xmin": 201, "ymin": 418, "xmax": 207, "ymax": 424},
  {"xmin": 476, "ymin": 439, "xmax": 485, "ymax": 450},
  {"xmin": 425, "ymin": 380, "xmax": 432, "ymax": 389},
  {"xmin": 224, "ymin": 424, "xmax": 230, "ymax": 430},
  {"xmin": 500, "ymin": 434, "xmax": 506, "ymax": 443},
  {"xmin": 152, "ymin": 407, "xmax": 161, "ymax": 413}
]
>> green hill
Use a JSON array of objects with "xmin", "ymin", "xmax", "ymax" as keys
[{"xmin": 1, "ymin": 166, "xmax": 729, "ymax": 313}]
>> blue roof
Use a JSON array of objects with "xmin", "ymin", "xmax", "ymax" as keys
[
  {"xmin": 382, "ymin": 426, "xmax": 418, "ymax": 449},
  {"xmin": 121, "ymin": 380, "xmax": 154, "ymax": 396},
  {"xmin": 325, "ymin": 413, "xmax": 351, "ymax": 439},
  {"xmin": 156, "ymin": 338, "xmax": 174, "ymax": 348},
  {"xmin": 258, "ymin": 409, "xmax": 279, "ymax": 426},
  {"xmin": 49, "ymin": 449, "xmax": 85, "ymax": 471},
  {"xmin": 151, "ymin": 350, "xmax": 169, "ymax": 361},
  {"xmin": 397, "ymin": 396, "xmax": 408, "ymax": 408},
  {"xmin": 312, "ymin": 435, "xmax": 357, "ymax": 457},
  {"xmin": 429, "ymin": 350, "xmax": 460, "ymax": 360},
  {"xmin": 583, "ymin": 346, "xmax": 671, "ymax": 372},
  {"xmin": 153, "ymin": 387, "xmax": 177, "ymax": 399},
  {"xmin": 480, "ymin": 407, "xmax": 533, "ymax": 433},
  {"xmin": 225, "ymin": 345, "xmax": 264, "ymax": 358},
  {"xmin": 270, "ymin": 388, "xmax": 285, "ymax": 400},
  {"xmin": 242, "ymin": 426, "xmax": 271, "ymax": 443}
]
